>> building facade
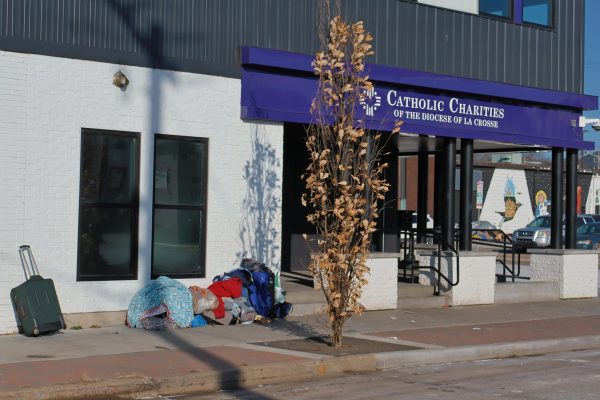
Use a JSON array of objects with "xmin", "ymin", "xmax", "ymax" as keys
[{"xmin": 0, "ymin": 0, "xmax": 596, "ymax": 333}]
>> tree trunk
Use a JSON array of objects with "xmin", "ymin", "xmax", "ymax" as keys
[{"xmin": 331, "ymin": 317, "xmax": 344, "ymax": 348}]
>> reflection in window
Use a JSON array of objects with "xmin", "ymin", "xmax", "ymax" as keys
[
  {"xmin": 523, "ymin": 0, "xmax": 552, "ymax": 27},
  {"xmin": 479, "ymin": 0, "xmax": 512, "ymax": 18},
  {"xmin": 152, "ymin": 135, "xmax": 208, "ymax": 278},
  {"xmin": 78, "ymin": 129, "xmax": 139, "ymax": 280}
]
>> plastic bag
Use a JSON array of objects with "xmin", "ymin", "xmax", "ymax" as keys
[
  {"xmin": 274, "ymin": 270, "xmax": 285, "ymax": 304},
  {"xmin": 224, "ymin": 297, "xmax": 257, "ymax": 324},
  {"xmin": 189, "ymin": 286, "xmax": 219, "ymax": 314}
]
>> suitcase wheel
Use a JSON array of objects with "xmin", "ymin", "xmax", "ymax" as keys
[{"xmin": 32, "ymin": 318, "xmax": 39, "ymax": 337}]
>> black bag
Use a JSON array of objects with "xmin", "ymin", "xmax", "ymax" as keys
[{"xmin": 11, "ymin": 246, "xmax": 65, "ymax": 336}]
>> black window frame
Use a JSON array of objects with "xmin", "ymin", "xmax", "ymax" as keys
[
  {"xmin": 151, "ymin": 134, "xmax": 209, "ymax": 279},
  {"xmin": 479, "ymin": 0, "xmax": 514, "ymax": 22},
  {"xmin": 521, "ymin": 0, "xmax": 554, "ymax": 29},
  {"xmin": 77, "ymin": 128, "xmax": 140, "ymax": 281}
]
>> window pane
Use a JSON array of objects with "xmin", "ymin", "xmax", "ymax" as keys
[
  {"xmin": 479, "ymin": 0, "xmax": 511, "ymax": 17},
  {"xmin": 79, "ymin": 207, "xmax": 133, "ymax": 277},
  {"xmin": 81, "ymin": 133, "xmax": 136, "ymax": 204},
  {"xmin": 153, "ymin": 209, "xmax": 203, "ymax": 275},
  {"xmin": 154, "ymin": 138, "xmax": 205, "ymax": 206},
  {"xmin": 523, "ymin": 0, "xmax": 551, "ymax": 26}
]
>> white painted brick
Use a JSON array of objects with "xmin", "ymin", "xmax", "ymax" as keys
[
  {"xmin": 531, "ymin": 253, "xmax": 598, "ymax": 299},
  {"xmin": 419, "ymin": 253, "xmax": 495, "ymax": 305},
  {"xmin": 360, "ymin": 257, "xmax": 398, "ymax": 310},
  {"xmin": 312, "ymin": 256, "xmax": 398, "ymax": 311},
  {"xmin": 0, "ymin": 51, "xmax": 284, "ymax": 333}
]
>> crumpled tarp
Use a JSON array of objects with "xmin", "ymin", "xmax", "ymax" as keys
[{"xmin": 127, "ymin": 276, "xmax": 194, "ymax": 328}]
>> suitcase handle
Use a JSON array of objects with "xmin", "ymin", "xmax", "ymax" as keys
[{"xmin": 18, "ymin": 245, "xmax": 40, "ymax": 280}]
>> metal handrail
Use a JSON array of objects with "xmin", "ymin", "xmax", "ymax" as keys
[
  {"xmin": 433, "ymin": 229, "xmax": 460, "ymax": 296},
  {"xmin": 399, "ymin": 228, "xmax": 460, "ymax": 296},
  {"xmin": 398, "ymin": 229, "xmax": 419, "ymax": 282},
  {"xmin": 470, "ymin": 228, "xmax": 526, "ymax": 282}
]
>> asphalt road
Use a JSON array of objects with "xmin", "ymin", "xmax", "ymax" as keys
[{"xmin": 175, "ymin": 349, "xmax": 600, "ymax": 400}]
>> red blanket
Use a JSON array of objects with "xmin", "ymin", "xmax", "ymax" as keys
[{"xmin": 207, "ymin": 278, "xmax": 243, "ymax": 319}]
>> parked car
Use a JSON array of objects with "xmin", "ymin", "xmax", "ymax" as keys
[
  {"xmin": 472, "ymin": 220, "xmax": 496, "ymax": 230},
  {"xmin": 579, "ymin": 214, "xmax": 600, "ymax": 223},
  {"xmin": 512, "ymin": 216, "xmax": 551, "ymax": 249},
  {"xmin": 513, "ymin": 215, "xmax": 592, "ymax": 249},
  {"xmin": 471, "ymin": 220, "xmax": 500, "ymax": 241},
  {"xmin": 576, "ymin": 222, "xmax": 600, "ymax": 250}
]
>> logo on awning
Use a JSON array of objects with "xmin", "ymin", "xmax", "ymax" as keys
[{"xmin": 360, "ymin": 87, "xmax": 381, "ymax": 117}]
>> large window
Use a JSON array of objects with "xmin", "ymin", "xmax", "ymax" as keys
[
  {"xmin": 152, "ymin": 135, "xmax": 208, "ymax": 278},
  {"xmin": 479, "ymin": 0, "xmax": 512, "ymax": 19},
  {"xmin": 523, "ymin": 0, "xmax": 552, "ymax": 27},
  {"xmin": 77, "ymin": 129, "xmax": 139, "ymax": 281}
]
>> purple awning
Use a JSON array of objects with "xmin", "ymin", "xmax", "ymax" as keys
[{"xmin": 241, "ymin": 46, "xmax": 598, "ymax": 150}]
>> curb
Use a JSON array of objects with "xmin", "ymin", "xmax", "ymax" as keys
[
  {"xmin": 0, "ymin": 355, "xmax": 378, "ymax": 400},
  {"xmin": 0, "ymin": 377, "xmax": 158, "ymax": 400},
  {"xmin": 2, "ymin": 335, "xmax": 600, "ymax": 399},
  {"xmin": 374, "ymin": 334, "xmax": 600, "ymax": 369}
]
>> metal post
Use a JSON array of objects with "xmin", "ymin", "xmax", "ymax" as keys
[
  {"xmin": 417, "ymin": 136, "xmax": 429, "ymax": 243},
  {"xmin": 551, "ymin": 148, "xmax": 564, "ymax": 249},
  {"xmin": 565, "ymin": 148, "xmax": 578, "ymax": 249},
  {"xmin": 375, "ymin": 141, "xmax": 399, "ymax": 252},
  {"xmin": 459, "ymin": 139, "xmax": 473, "ymax": 251},
  {"xmin": 434, "ymin": 143, "xmax": 442, "ymax": 236},
  {"xmin": 442, "ymin": 138, "xmax": 456, "ymax": 250}
]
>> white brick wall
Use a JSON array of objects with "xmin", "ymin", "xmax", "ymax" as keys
[
  {"xmin": 530, "ymin": 252, "xmax": 598, "ymax": 299},
  {"xmin": 360, "ymin": 256, "xmax": 398, "ymax": 310},
  {"xmin": 0, "ymin": 53, "xmax": 29, "ymax": 333},
  {"xmin": 312, "ymin": 255, "xmax": 398, "ymax": 311},
  {"xmin": 0, "ymin": 51, "xmax": 283, "ymax": 333},
  {"xmin": 419, "ymin": 252, "xmax": 495, "ymax": 306}
]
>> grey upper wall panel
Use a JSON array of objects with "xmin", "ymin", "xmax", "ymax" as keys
[{"xmin": 0, "ymin": 0, "xmax": 585, "ymax": 93}]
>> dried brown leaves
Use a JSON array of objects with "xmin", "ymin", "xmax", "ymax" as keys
[{"xmin": 304, "ymin": 17, "xmax": 401, "ymax": 345}]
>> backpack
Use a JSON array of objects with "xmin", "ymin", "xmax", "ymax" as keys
[
  {"xmin": 215, "ymin": 259, "xmax": 290, "ymax": 319},
  {"xmin": 247, "ymin": 268, "xmax": 275, "ymax": 318}
]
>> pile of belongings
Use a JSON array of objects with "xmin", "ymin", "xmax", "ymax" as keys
[
  {"xmin": 126, "ymin": 259, "xmax": 292, "ymax": 330},
  {"xmin": 201, "ymin": 258, "xmax": 292, "ymax": 325},
  {"xmin": 126, "ymin": 276, "xmax": 194, "ymax": 329}
]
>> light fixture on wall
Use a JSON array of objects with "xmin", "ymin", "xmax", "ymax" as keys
[{"xmin": 112, "ymin": 71, "xmax": 129, "ymax": 89}]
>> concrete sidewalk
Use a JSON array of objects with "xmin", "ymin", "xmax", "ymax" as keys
[{"xmin": 2, "ymin": 299, "xmax": 600, "ymax": 399}]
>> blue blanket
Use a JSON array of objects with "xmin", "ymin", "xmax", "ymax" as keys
[{"xmin": 127, "ymin": 276, "xmax": 194, "ymax": 328}]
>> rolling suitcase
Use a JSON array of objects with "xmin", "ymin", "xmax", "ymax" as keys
[{"xmin": 10, "ymin": 245, "xmax": 66, "ymax": 336}]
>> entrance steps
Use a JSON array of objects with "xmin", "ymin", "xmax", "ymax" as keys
[
  {"xmin": 397, "ymin": 283, "xmax": 450, "ymax": 308},
  {"xmin": 282, "ymin": 272, "xmax": 327, "ymax": 317},
  {"xmin": 282, "ymin": 272, "xmax": 450, "ymax": 316},
  {"xmin": 495, "ymin": 281, "xmax": 559, "ymax": 303}
]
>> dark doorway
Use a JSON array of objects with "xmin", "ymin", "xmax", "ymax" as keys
[{"xmin": 281, "ymin": 123, "xmax": 315, "ymax": 272}]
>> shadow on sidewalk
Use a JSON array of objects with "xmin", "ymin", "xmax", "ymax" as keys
[
  {"xmin": 153, "ymin": 329, "xmax": 277, "ymax": 400},
  {"xmin": 267, "ymin": 318, "xmax": 327, "ymax": 341},
  {"xmin": 96, "ymin": 3, "xmax": 276, "ymax": 398}
]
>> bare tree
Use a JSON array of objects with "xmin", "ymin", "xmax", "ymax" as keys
[{"xmin": 303, "ymin": 14, "xmax": 401, "ymax": 348}]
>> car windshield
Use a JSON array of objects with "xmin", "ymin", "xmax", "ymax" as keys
[
  {"xmin": 578, "ymin": 223, "xmax": 600, "ymax": 234},
  {"xmin": 527, "ymin": 216, "xmax": 551, "ymax": 228},
  {"xmin": 473, "ymin": 221, "xmax": 495, "ymax": 229}
]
